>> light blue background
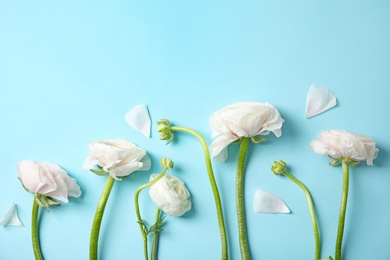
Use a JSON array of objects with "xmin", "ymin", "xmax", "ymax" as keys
[{"xmin": 1, "ymin": 1, "xmax": 389, "ymax": 259}]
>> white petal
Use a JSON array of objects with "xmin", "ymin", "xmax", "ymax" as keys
[
  {"xmin": 210, "ymin": 134, "xmax": 239, "ymax": 162},
  {"xmin": 253, "ymin": 189, "xmax": 290, "ymax": 214},
  {"xmin": 125, "ymin": 105, "xmax": 151, "ymax": 137},
  {"xmin": 305, "ymin": 85, "xmax": 337, "ymax": 118},
  {"xmin": 0, "ymin": 203, "xmax": 24, "ymax": 227}
]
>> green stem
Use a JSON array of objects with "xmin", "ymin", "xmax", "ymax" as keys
[
  {"xmin": 335, "ymin": 160, "xmax": 350, "ymax": 260},
  {"xmin": 32, "ymin": 197, "xmax": 43, "ymax": 260},
  {"xmin": 151, "ymin": 208, "xmax": 162, "ymax": 260},
  {"xmin": 171, "ymin": 126, "xmax": 228, "ymax": 260},
  {"xmin": 134, "ymin": 168, "xmax": 168, "ymax": 260},
  {"xmin": 90, "ymin": 175, "xmax": 115, "ymax": 260},
  {"xmin": 236, "ymin": 137, "xmax": 250, "ymax": 260},
  {"xmin": 283, "ymin": 171, "xmax": 321, "ymax": 260}
]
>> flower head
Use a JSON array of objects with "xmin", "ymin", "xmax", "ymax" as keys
[
  {"xmin": 310, "ymin": 130, "xmax": 379, "ymax": 166},
  {"xmin": 157, "ymin": 119, "xmax": 174, "ymax": 144},
  {"xmin": 271, "ymin": 160, "xmax": 287, "ymax": 175},
  {"xmin": 17, "ymin": 160, "xmax": 81, "ymax": 203},
  {"xmin": 149, "ymin": 174, "xmax": 191, "ymax": 216},
  {"xmin": 210, "ymin": 102, "xmax": 284, "ymax": 161},
  {"xmin": 82, "ymin": 139, "xmax": 151, "ymax": 180}
]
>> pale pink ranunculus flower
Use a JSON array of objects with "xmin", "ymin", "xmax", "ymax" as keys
[
  {"xmin": 82, "ymin": 139, "xmax": 151, "ymax": 180},
  {"xmin": 210, "ymin": 102, "xmax": 284, "ymax": 161},
  {"xmin": 17, "ymin": 160, "xmax": 81, "ymax": 203},
  {"xmin": 149, "ymin": 174, "xmax": 191, "ymax": 217},
  {"xmin": 310, "ymin": 130, "xmax": 379, "ymax": 166}
]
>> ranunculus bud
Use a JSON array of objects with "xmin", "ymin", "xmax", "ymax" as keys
[
  {"xmin": 157, "ymin": 119, "xmax": 174, "ymax": 144},
  {"xmin": 17, "ymin": 160, "xmax": 81, "ymax": 203},
  {"xmin": 149, "ymin": 174, "xmax": 191, "ymax": 216},
  {"xmin": 271, "ymin": 160, "xmax": 287, "ymax": 175},
  {"xmin": 82, "ymin": 139, "xmax": 151, "ymax": 180},
  {"xmin": 160, "ymin": 158, "xmax": 174, "ymax": 170}
]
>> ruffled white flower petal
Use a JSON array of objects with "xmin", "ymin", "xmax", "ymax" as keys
[
  {"xmin": 305, "ymin": 85, "xmax": 337, "ymax": 118},
  {"xmin": 17, "ymin": 160, "xmax": 81, "ymax": 203},
  {"xmin": 125, "ymin": 104, "xmax": 151, "ymax": 137},
  {"xmin": 0, "ymin": 203, "xmax": 24, "ymax": 227},
  {"xmin": 311, "ymin": 130, "xmax": 379, "ymax": 165},
  {"xmin": 210, "ymin": 134, "xmax": 239, "ymax": 161},
  {"xmin": 149, "ymin": 174, "xmax": 191, "ymax": 216},
  {"xmin": 83, "ymin": 139, "xmax": 150, "ymax": 178},
  {"xmin": 210, "ymin": 102, "xmax": 284, "ymax": 161},
  {"xmin": 253, "ymin": 189, "xmax": 290, "ymax": 214}
]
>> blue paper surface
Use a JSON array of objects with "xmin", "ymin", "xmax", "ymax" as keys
[{"xmin": 1, "ymin": 1, "xmax": 389, "ymax": 259}]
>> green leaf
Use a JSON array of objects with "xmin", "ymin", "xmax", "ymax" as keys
[
  {"xmin": 46, "ymin": 197, "xmax": 61, "ymax": 206},
  {"xmin": 329, "ymin": 158, "xmax": 341, "ymax": 166},
  {"xmin": 250, "ymin": 136, "xmax": 267, "ymax": 144},
  {"xmin": 138, "ymin": 216, "xmax": 166, "ymax": 236},
  {"xmin": 90, "ymin": 168, "xmax": 108, "ymax": 176},
  {"xmin": 348, "ymin": 160, "xmax": 361, "ymax": 167}
]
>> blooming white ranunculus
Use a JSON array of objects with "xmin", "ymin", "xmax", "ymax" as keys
[
  {"xmin": 149, "ymin": 174, "xmax": 191, "ymax": 216},
  {"xmin": 82, "ymin": 139, "xmax": 151, "ymax": 180},
  {"xmin": 210, "ymin": 102, "xmax": 284, "ymax": 161},
  {"xmin": 17, "ymin": 160, "xmax": 81, "ymax": 203},
  {"xmin": 310, "ymin": 130, "xmax": 379, "ymax": 166}
]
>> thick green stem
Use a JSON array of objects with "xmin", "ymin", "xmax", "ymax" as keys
[
  {"xmin": 236, "ymin": 138, "xmax": 250, "ymax": 260},
  {"xmin": 335, "ymin": 160, "xmax": 350, "ymax": 260},
  {"xmin": 283, "ymin": 171, "xmax": 321, "ymax": 260},
  {"xmin": 171, "ymin": 126, "xmax": 228, "ymax": 260},
  {"xmin": 32, "ymin": 197, "xmax": 43, "ymax": 260},
  {"xmin": 90, "ymin": 175, "xmax": 115, "ymax": 260},
  {"xmin": 134, "ymin": 168, "xmax": 167, "ymax": 260},
  {"xmin": 151, "ymin": 208, "xmax": 162, "ymax": 260}
]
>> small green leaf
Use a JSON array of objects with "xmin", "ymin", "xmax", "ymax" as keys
[
  {"xmin": 46, "ymin": 197, "xmax": 61, "ymax": 206},
  {"xmin": 348, "ymin": 160, "xmax": 361, "ymax": 167},
  {"xmin": 250, "ymin": 136, "xmax": 267, "ymax": 144},
  {"xmin": 90, "ymin": 169, "xmax": 108, "ymax": 176},
  {"xmin": 329, "ymin": 158, "xmax": 341, "ymax": 166}
]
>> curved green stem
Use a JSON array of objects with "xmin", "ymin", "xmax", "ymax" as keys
[
  {"xmin": 32, "ymin": 197, "xmax": 43, "ymax": 260},
  {"xmin": 283, "ymin": 171, "xmax": 320, "ymax": 260},
  {"xmin": 134, "ymin": 168, "xmax": 168, "ymax": 260},
  {"xmin": 151, "ymin": 208, "xmax": 162, "ymax": 260},
  {"xmin": 171, "ymin": 126, "xmax": 228, "ymax": 260},
  {"xmin": 335, "ymin": 160, "xmax": 350, "ymax": 260},
  {"xmin": 236, "ymin": 137, "xmax": 250, "ymax": 260},
  {"xmin": 90, "ymin": 175, "xmax": 115, "ymax": 260}
]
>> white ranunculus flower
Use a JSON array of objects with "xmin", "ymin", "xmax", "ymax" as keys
[
  {"xmin": 310, "ymin": 130, "xmax": 379, "ymax": 166},
  {"xmin": 17, "ymin": 160, "xmax": 81, "ymax": 203},
  {"xmin": 149, "ymin": 174, "xmax": 191, "ymax": 216},
  {"xmin": 210, "ymin": 102, "xmax": 284, "ymax": 161},
  {"xmin": 82, "ymin": 139, "xmax": 151, "ymax": 180}
]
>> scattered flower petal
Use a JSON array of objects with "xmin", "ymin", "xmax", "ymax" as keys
[
  {"xmin": 125, "ymin": 104, "xmax": 151, "ymax": 137},
  {"xmin": 253, "ymin": 189, "xmax": 290, "ymax": 214},
  {"xmin": 305, "ymin": 85, "xmax": 337, "ymax": 118},
  {"xmin": 0, "ymin": 203, "xmax": 24, "ymax": 227}
]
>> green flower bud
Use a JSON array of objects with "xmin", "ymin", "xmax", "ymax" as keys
[
  {"xmin": 160, "ymin": 158, "xmax": 174, "ymax": 170},
  {"xmin": 271, "ymin": 160, "xmax": 287, "ymax": 175},
  {"xmin": 157, "ymin": 119, "xmax": 174, "ymax": 144}
]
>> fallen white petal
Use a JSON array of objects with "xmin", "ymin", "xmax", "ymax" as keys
[
  {"xmin": 305, "ymin": 85, "xmax": 337, "ymax": 118},
  {"xmin": 0, "ymin": 203, "xmax": 24, "ymax": 227},
  {"xmin": 253, "ymin": 189, "xmax": 290, "ymax": 214},
  {"xmin": 125, "ymin": 104, "xmax": 151, "ymax": 137}
]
